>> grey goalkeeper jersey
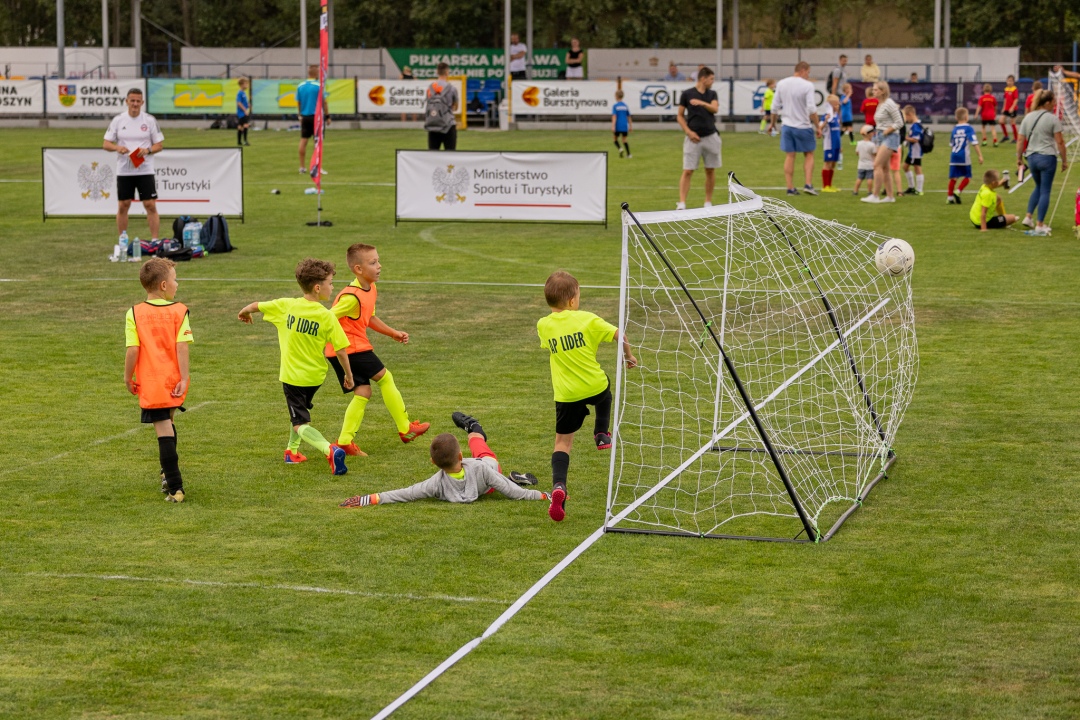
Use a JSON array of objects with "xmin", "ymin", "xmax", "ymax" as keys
[{"xmin": 377, "ymin": 457, "xmax": 545, "ymax": 504}]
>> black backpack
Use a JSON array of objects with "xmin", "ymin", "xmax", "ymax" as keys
[
  {"xmin": 171, "ymin": 215, "xmax": 197, "ymax": 241},
  {"xmin": 920, "ymin": 127, "xmax": 935, "ymax": 154},
  {"xmin": 200, "ymin": 214, "xmax": 235, "ymax": 253}
]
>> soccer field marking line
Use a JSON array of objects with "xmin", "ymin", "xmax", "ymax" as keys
[
  {"xmin": 0, "ymin": 401, "xmax": 222, "ymax": 479},
  {"xmin": 370, "ymin": 295, "xmax": 891, "ymax": 720},
  {"xmin": 17, "ymin": 572, "xmax": 505, "ymax": 605}
]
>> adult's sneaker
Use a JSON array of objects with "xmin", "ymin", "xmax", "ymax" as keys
[
  {"xmin": 328, "ymin": 444, "xmax": 348, "ymax": 476},
  {"xmin": 786, "ymin": 188, "xmax": 800, "ymax": 196},
  {"xmin": 861, "ymin": 194, "xmax": 881, "ymax": 204},
  {"xmin": 509, "ymin": 471, "xmax": 539, "ymax": 486},
  {"xmin": 166, "ymin": 489, "xmax": 185, "ymax": 503},
  {"xmin": 451, "ymin": 412, "xmax": 486, "ymax": 439},
  {"xmin": 284, "ymin": 449, "xmax": 308, "ymax": 464},
  {"xmin": 595, "ymin": 432, "xmax": 612, "ymax": 450},
  {"xmin": 549, "ymin": 486, "xmax": 567, "ymax": 522},
  {"xmin": 399, "ymin": 420, "xmax": 431, "ymax": 443},
  {"xmin": 803, "ymin": 185, "xmax": 819, "ymax": 196},
  {"xmin": 339, "ymin": 443, "xmax": 367, "ymax": 457},
  {"xmin": 1022, "ymin": 216, "xmax": 1034, "ymax": 228}
]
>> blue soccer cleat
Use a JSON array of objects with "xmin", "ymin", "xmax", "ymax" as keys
[{"xmin": 327, "ymin": 444, "xmax": 348, "ymax": 476}]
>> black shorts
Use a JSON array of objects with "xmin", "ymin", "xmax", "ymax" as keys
[
  {"xmin": 427, "ymin": 127, "xmax": 457, "ymax": 151},
  {"xmin": 973, "ymin": 215, "xmax": 1009, "ymax": 229},
  {"xmin": 300, "ymin": 115, "xmax": 315, "ymax": 139},
  {"xmin": 905, "ymin": 157, "xmax": 922, "ymax": 167},
  {"xmin": 511, "ymin": 70, "xmax": 527, "ymax": 81},
  {"xmin": 1004, "ymin": 110, "xmax": 1017, "ymax": 118},
  {"xmin": 117, "ymin": 174, "xmax": 158, "ymax": 202},
  {"xmin": 141, "ymin": 405, "xmax": 184, "ymax": 424},
  {"xmin": 283, "ymin": 382, "xmax": 320, "ymax": 426},
  {"xmin": 614, "ymin": 131, "xmax": 628, "ymax": 140},
  {"xmin": 237, "ymin": 114, "xmax": 249, "ymax": 126},
  {"xmin": 555, "ymin": 384, "xmax": 612, "ymax": 435},
  {"xmin": 981, "ymin": 119, "xmax": 996, "ymax": 127},
  {"xmin": 328, "ymin": 351, "xmax": 386, "ymax": 391}
]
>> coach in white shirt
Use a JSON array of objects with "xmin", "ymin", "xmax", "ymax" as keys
[
  {"xmin": 103, "ymin": 88, "xmax": 165, "ymax": 242},
  {"xmin": 509, "ymin": 33, "xmax": 528, "ymax": 80},
  {"xmin": 773, "ymin": 61, "xmax": 821, "ymax": 196}
]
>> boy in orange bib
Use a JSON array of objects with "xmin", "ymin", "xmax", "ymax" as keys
[
  {"xmin": 326, "ymin": 243, "xmax": 429, "ymax": 456},
  {"xmin": 124, "ymin": 258, "xmax": 192, "ymax": 503}
]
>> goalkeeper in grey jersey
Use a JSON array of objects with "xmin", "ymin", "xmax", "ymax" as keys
[{"xmin": 339, "ymin": 412, "xmax": 547, "ymax": 508}]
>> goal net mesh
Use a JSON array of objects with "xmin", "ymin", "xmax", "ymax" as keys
[
  {"xmin": 606, "ymin": 183, "xmax": 918, "ymax": 539},
  {"xmin": 1049, "ymin": 75, "xmax": 1080, "ymax": 150}
]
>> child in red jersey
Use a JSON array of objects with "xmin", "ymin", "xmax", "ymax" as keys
[
  {"xmin": 977, "ymin": 83, "xmax": 999, "ymax": 146},
  {"xmin": 1000, "ymin": 75, "xmax": 1020, "ymax": 143},
  {"xmin": 860, "ymin": 86, "xmax": 879, "ymax": 128}
]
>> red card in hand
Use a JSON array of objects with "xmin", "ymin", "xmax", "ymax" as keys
[{"xmin": 129, "ymin": 151, "xmax": 145, "ymax": 168}]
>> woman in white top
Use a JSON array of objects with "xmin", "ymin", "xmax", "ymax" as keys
[{"xmin": 862, "ymin": 81, "xmax": 904, "ymax": 204}]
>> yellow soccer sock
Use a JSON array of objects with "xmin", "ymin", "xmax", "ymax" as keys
[
  {"xmin": 296, "ymin": 424, "xmax": 332, "ymax": 456},
  {"xmin": 288, "ymin": 428, "xmax": 302, "ymax": 452},
  {"xmin": 375, "ymin": 370, "xmax": 410, "ymax": 434},
  {"xmin": 339, "ymin": 394, "xmax": 369, "ymax": 445}
]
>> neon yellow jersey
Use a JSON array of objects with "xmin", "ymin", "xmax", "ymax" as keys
[
  {"xmin": 125, "ymin": 298, "xmax": 193, "ymax": 347},
  {"xmin": 537, "ymin": 309, "xmax": 617, "ymax": 402},
  {"xmin": 259, "ymin": 297, "xmax": 349, "ymax": 386},
  {"xmin": 763, "ymin": 87, "xmax": 775, "ymax": 111},
  {"xmin": 969, "ymin": 184, "xmax": 998, "ymax": 225}
]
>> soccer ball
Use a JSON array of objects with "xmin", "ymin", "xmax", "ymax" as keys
[{"xmin": 874, "ymin": 238, "xmax": 915, "ymax": 276}]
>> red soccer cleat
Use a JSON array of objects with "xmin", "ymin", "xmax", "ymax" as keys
[
  {"xmin": 548, "ymin": 486, "xmax": 567, "ymax": 522},
  {"xmin": 284, "ymin": 449, "xmax": 308, "ymax": 464},
  {"xmin": 339, "ymin": 443, "xmax": 368, "ymax": 457},
  {"xmin": 399, "ymin": 420, "xmax": 431, "ymax": 444}
]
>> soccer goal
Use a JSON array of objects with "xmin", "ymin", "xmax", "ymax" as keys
[{"xmin": 604, "ymin": 176, "xmax": 918, "ymax": 543}]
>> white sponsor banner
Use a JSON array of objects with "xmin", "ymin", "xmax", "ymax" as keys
[
  {"xmin": 736, "ymin": 80, "xmax": 831, "ymax": 118},
  {"xmin": 43, "ymin": 148, "xmax": 244, "ymax": 218},
  {"xmin": 396, "ymin": 150, "xmax": 606, "ymax": 223},
  {"xmin": 621, "ymin": 81, "xmax": 731, "ymax": 117},
  {"xmin": 45, "ymin": 79, "xmax": 146, "ymax": 115},
  {"xmin": 357, "ymin": 78, "xmax": 465, "ymax": 113},
  {"xmin": 511, "ymin": 80, "xmax": 616, "ymax": 116},
  {"xmin": 0, "ymin": 80, "xmax": 44, "ymax": 115}
]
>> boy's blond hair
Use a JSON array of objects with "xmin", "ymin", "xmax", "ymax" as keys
[
  {"xmin": 140, "ymin": 257, "xmax": 176, "ymax": 291},
  {"xmin": 983, "ymin": 168, "xmax": 1001, "ymax": 185},
  {"xmin": 544, "ymin": 271, "xmax": 579, "ymax": 309},
  {"xmin": 346, "ymin": 243, "xmax": 376, "ymax": 270},
  {"xmin": 826, "ymin": 93, "xmax": 839, "ymax": 105},
  {"xmin": 615, "ymin": 90, "xmax": 624, "ymax": 100},
  {"xmin": 860, "ymin": 124, "xmax": 873, "ymax": 136},
  {"xmin": 429, "ymin": 433, "xmax": 461, "ymax": 470},
  {"xmin": 295, "ymin": 258, "xmax": 335, "ymax": 292},
  {"xmin": 902, "ymin": 104, "xmax": 916, "ymax": 117},
  {"xmin": 765, "ymin": 78, "xmax": 775, "ymax": 88},
  {"xmin": 982, "ymin": 82, "xmax": 993, "ymax": 94},
  {"xmin": 955, "ymin": 107, "xmax": 969, "ymax": 122}
]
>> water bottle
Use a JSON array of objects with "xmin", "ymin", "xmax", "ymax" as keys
[
  {"xmin": 182, "ymin": 221, "xmax": 202, "ymax": 249},
  {"xmin": 119, "ymin": 230, "xmax": 129, "ymax": 259},
  {"xmin": 132, "ymin": 236, "xmax": 142, "ymax": 261},
  {"xmin": 1002, "ymin": 169, "xmax": 1010, "ymax": 189}
]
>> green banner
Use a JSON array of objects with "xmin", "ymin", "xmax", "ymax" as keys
[
  {"xmin": 147, "ymin": 78, "xmax": 242, "ymax": 115},
  {"xmin": 251, "ymin": 79, "xmax": 356, "ymax": 115},
  {"xmin": 388, "ymin": 48, "xmax": 567, "ymax": 80}
]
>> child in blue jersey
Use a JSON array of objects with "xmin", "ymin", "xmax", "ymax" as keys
[
  {"xmin": 819, "ymin": 94, "xmax": 843, "ymax": 191},
  {"xmin": 901, "ymin": 105, "xmax": 924, "ymax": 195},
  {"xmin": 236, "ymin": 77, "xmax": 251, "ymax": 147},
  {"xmin": 612, "ymin": 90, "xmax": 633, "ymax": 158},
  {"xmin": 947, "ymin": 107, "xmax": 983, "ymax": 204},
  {"xmin": 840, "ymin": 82, "xmax": 855, "ymax": 144}
]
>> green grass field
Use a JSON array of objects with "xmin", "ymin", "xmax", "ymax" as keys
[{"xmin": 1, "ymin": 126, "xmax": 1078, "ymax": 719}]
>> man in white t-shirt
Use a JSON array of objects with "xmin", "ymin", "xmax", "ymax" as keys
[
  {"xmin": 103, "ymin": 88, "xmax": 164, "ymax": 242},
  {"xmin": 773, "ymin": 61, "xmax": 820, "ymax": 196},
  {"xmin": 509, "ymin": 33, "xmax": 528, "ymax": 80}
]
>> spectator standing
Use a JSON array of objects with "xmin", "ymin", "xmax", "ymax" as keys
[
  {"xmin": 296, "ymin": 65, "xmax": 327, "ymax": 174},
  {"xmin": 102, "ymin": 88, "xmax": 164, "ymax": 245},
  {"xmin": 400, "ymin": 65, "xmax": 417, "ymax": 122},
  {"xmin": 689, "ymin": 64, "xmax": 707, "ymax": 81},
  {"xmin": 861, "ymin": 81, "xmax": 904, "ymax": 204},
  {"xmin": 1017, "ymin": 89, "xmax": 1068, "ymax": 236},
  {"xmin": 860, "ymin": 55, "xmax": 880, "ymax": 83},
  {"xmin": 509, "ymin": 33, "xmax": 528, "ymax": 80},
  {"xmin": 236, "ymin": 77, "xmax": 251, "ymax": 147},
  {"xmin": 665, "ymin": 62, "xmax": 686, "ymax": 82},
  {"xmin": 909, "ymin": 72, "xmax": 919, "ymax": 82},
  {"xmin": 565, "ymin": 38, "xmax": 585, "ymax": 79},
  {"xmin": 675, "ymin": 67, "xmax": 721, "ymax": 209},
  {"xmin": 828, "ymin": 54, "xmax": 848, "ymax": 96},
  {"xmin": 424, "ymin": 62, "xmax": 459, "ymax": 151},
  {"xmin": 773, "ymin": 61, "xmax": 820, "ymax": 196}
]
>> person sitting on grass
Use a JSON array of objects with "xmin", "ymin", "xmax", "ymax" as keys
[
  {"xmin": 970, "ymin": 169, "xmax": 1017, "ymax": 232},
  {"xmin": 339, "ymin": 412, "xmax": 547, "ymax": 507}
]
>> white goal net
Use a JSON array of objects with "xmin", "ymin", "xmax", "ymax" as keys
[{"xmin": 605, "ymin": 180, "xmax": 918, "ymax": 542}]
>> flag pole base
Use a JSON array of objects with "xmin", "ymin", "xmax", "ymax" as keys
[{"xmin": 306, "ymin": 220, "xmax": 333, "ymax": 226}]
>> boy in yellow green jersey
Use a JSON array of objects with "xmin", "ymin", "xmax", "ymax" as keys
[
  {"xmin": 238, "ymin": 258, "xmax": 355, "ymax": 475},
  {"xmin": 969, "ymin": 168, "xmax": 1017, "ymax": 231},
  {"xmin": 760, "ymin": 79, "xmax": 776, "ymax": 134},
  {"xmin": 537, "ymin": 271, "xmax": 637, "ymax": 522}
]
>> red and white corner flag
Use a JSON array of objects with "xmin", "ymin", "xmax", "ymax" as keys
[{"xmin": 309, "ymin": 0, "xmax": 329, "ymax": 191}]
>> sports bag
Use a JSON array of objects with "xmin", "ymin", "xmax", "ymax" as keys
[
  {"xmin": 424, "ymin": 80, "xmax": 457, "ymax": 133},
  {"xmin": 200, "ymin": 214, "xmax": 235, "ymax": 253},
  {"xmin": 919, "ymin": 127, "xmax": 935, "ymax": 154}
]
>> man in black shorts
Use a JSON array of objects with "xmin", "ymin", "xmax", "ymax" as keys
[
  {"xmin": 296, "ymin": 65, "xmax": 328, "ymax": 174},
  {"xmin": 103, "ymin": 88, "xmax": 164, "ymax": 244}
]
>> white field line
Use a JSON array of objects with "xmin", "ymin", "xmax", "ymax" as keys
[
  {"xmin": 0, "ymin": 401, "xmax": 223, "ymax": 479},
  {"xmin": 369, "ymin": 295, "xmax": 892, "ymax": 720},
  {"xmin": 16, "ymin": 572, "xmax": 505, "ymax": 605}
]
